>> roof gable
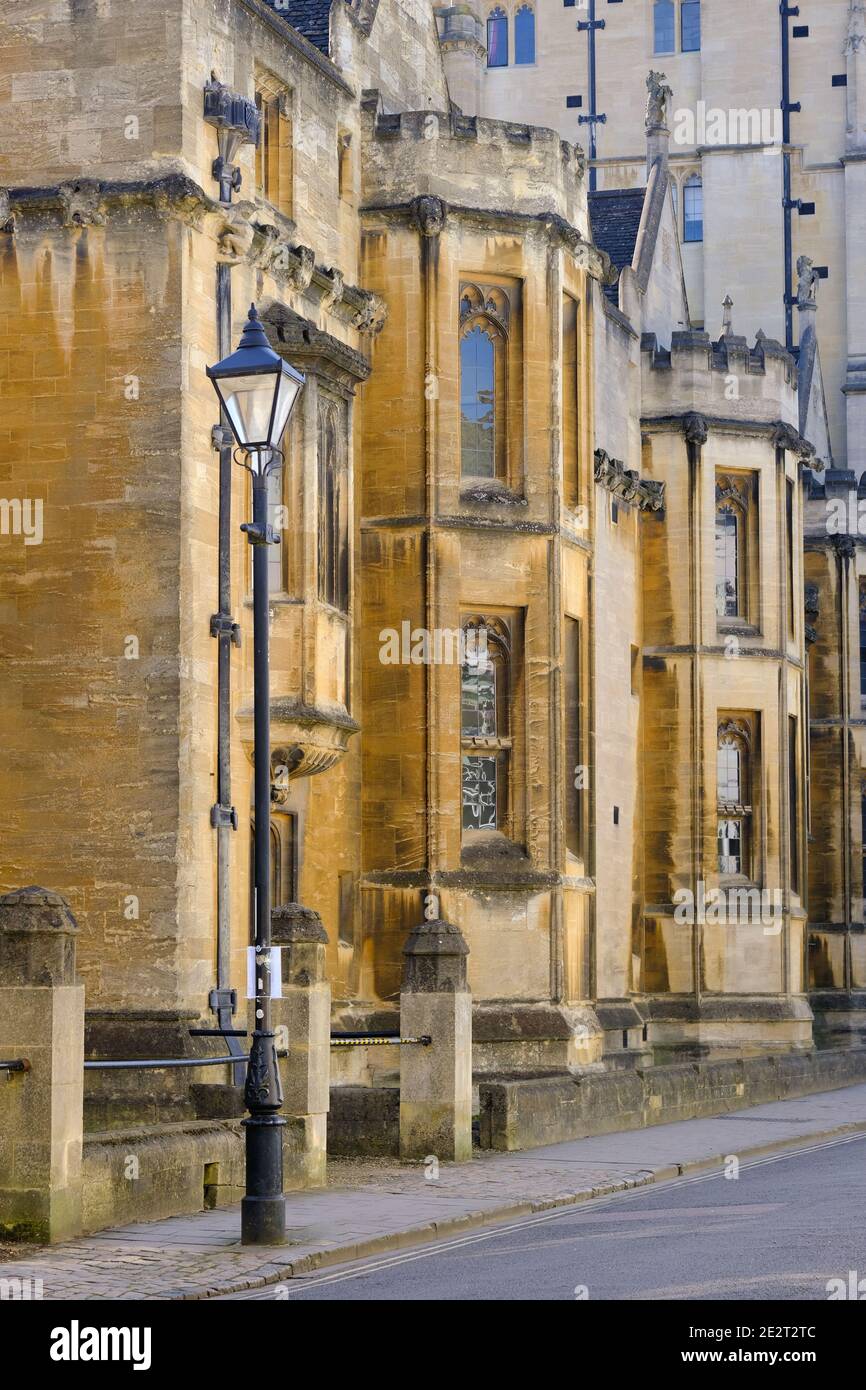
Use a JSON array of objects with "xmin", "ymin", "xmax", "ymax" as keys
[{"xmin": 588, "ymin": 188, "xmax": 646, "ymax": 305}]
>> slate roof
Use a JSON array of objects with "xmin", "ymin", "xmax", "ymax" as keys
[
  {"xmin": 588, "ymin": 187, "xmax": 646, "ymax": 305},
  {"xmin": 258, "ymin": 0, "xmax": 333, "ymax": 54}
]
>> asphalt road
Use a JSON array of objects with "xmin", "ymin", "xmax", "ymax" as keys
[{"xmin": 230, "ymin": 1132, "xmax": 866, "ymax": 1300}]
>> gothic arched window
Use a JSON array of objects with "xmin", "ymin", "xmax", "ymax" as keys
[
  {"xmin": 715, "ymin": 476, "xmax": 751, "ymax": 622},
  {"xmin": 717, "ymin": 721, "xmax": 753, "ymax": 877},
  {"xmin": 487, "ymin": 7, "xmax": 508, "ymax": 67},
  {"xmin": 459, "ymin": 283, "xmax": 509, "ymax": 480},
  {"xmin": 514, "ymin": 5, "xmax": 535, "ymax": 64},
  {"xmin": 653, "ymin": 0, "xmax": 676, "ymax": 54},
  {"xmin": 461, "ymin": 621, "xmax": 511, "ymax": 834},
  {"xmin": 683, "ymin": 173, "xmax": 703, "ymax": 242}
]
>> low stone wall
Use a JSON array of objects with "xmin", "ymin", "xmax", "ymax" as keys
[
  {"xmin": 478, "ymin": 1047, "xmax": 866, "ymax": 1151},
  {"xmin": 328, "ymin": 1086, "xmax": 400, "ymax": 1156},
  {"xmin": 82, "ymin": 1116, "xmax": 323, "ymax": 1234}
]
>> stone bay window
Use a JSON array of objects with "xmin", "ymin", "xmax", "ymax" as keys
[{"xmin": 239, "ymin": 303, "xmax": 367, "ymax": 782}]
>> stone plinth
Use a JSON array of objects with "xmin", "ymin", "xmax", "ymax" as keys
[
  {"xmin": 399, "ymin": 917, "xmax": 472, "ymax": 1163},
  {"xmin": 0, "ymin": 887, "xmax": 84, "ymax": 1242},
  {"xmin": 271, "ymin": 904, "xmax": 330, "ymax": 1188}
]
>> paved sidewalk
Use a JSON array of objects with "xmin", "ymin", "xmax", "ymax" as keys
[{"xmin": 3, "ymin": 1083, "xmax": 866, "ymax": 1301}]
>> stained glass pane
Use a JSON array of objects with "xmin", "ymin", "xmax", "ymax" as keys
[{"xmin": 462, "ymin": 755, "xmax": 498, "ymax": 830}]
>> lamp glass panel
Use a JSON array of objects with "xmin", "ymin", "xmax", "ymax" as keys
[
  {"xmin": 271, "ymin": 371, "xmax": 303, "ymax": 447},
  {"xmin": 218, "ymin": 371, "xmax": 279, "ymax": 448}
]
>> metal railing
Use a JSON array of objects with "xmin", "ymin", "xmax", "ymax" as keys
[
  {"xmin": 0, "ymin": 1059, "xmax": 30, "ymax": 1073},
  {"xmin": 84, "ymin": 1026, "xmax": 252, "ymax": 1073},
  {"xmin": 81, "ymin": 1031, "xmax": 433, "ymax": 1067},
  {"xmin": 84, "ymin": 1056, "xmax": 251, "ymax": 1071}
]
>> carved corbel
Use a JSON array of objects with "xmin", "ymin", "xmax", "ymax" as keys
[
  {"xmin": 58, "ymin": 179, "xmax": 106, "ymax": 228},
  {"xmin": 411, "ymin": 195, "xmax": 447, "ymax": 237},
  {"xmin": 351, "ymin": 290, "xmax": 388, "ymax": 334},
  {"xmin": 319, "ymin": 266, "xmax": 345, "ymax": 312},
  {"xmin": 216, "ymin": 203, "xmax": 256, "ymax": 262},
  {"xmin": 772, "ymin": 421, "xmax": 801, "ymax": 453},
  {"xmin": 288, "ymin": 244, "xmax": 315, "ymax": 291},
  {"xmin": 682, "ymin": 412, "xmax": 709, "ymax": 446}
]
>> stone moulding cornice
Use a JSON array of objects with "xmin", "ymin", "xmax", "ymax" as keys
[
  {"xmin": 260, "ymin": 301, "xmax": 372, "ymax": 388},
  {"xmin": 594, "ymin": 448, "xmax": 666, "ymax": 513},
  {"xmin": 1, "ymin": 174, "xmax": 387, "ymax": 335},
  {"xmin": 640, "ymin": 412, "xmax": 820, "ymax": 465},
  {"xmin": 361, "ymin": 200, "xmax": 616, "ymax": 285}
]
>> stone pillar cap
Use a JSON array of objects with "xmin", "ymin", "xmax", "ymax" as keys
[
  {"xmin": 272, "ymin": 902, "xmax": 328, "ymax": 944},
  {"xmin": 0, "ymin": 886, "xmax": 79, "ymax": 933},
  {"xmin": 403, "ymin": 918, "xmax": 469, "ymax": 957}
]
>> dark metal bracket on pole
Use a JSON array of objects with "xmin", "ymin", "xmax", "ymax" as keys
[
  {"xmin": 578, "ymin": 3, "xmax": 606, "ymax": 192},
  {"xmin": 780, "ymin": 1, "xmax": 800, "ymax": 351}
]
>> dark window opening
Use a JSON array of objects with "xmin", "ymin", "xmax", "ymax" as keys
[
  {"xmin": 514, "ymin": 5, "xmax": 535, "ymax": 64},
  {"xmin": 653, "ymin": 0, "xmax": 675, "ymax": 54},
  {"xmin": 681, "ymin": 0, "xmax": 701, "ymax": 52}
]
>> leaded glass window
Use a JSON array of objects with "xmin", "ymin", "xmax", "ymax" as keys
[{"xmin": 715, "ymin": 505, "xmax": 739, "ymax": 617}]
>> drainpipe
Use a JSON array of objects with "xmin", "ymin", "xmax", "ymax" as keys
[
  {"xmin": 210, "ymin": 262, "xmax": 245, "ymax": 1084},
  {"xmin": 781, "ymin": 3, "xmax": 801, "ymax": 352},
  {"xmin": 203, "ymin": 79, "xmax": 260, "ymax": 1083},
  {"xmin": 578, "ymin": 0, "xmax": 606, "ymax": 194}
]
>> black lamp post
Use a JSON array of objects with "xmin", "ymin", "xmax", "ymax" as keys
[{"xmin": 207, "ymin": 304, "xmax": 305, "ymax": 1245}]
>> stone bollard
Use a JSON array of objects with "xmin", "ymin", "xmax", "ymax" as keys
[
  {"xmin": 0, "ymin": 887, "xmax": 85, "ymax": 1242},
  {"xmin": 400, "ymin": 916, "xmax": 472, "ymax": 1163},
  {"xmin": 271, "ymin": 904, "xmax": 330, "ymax": 1188}
]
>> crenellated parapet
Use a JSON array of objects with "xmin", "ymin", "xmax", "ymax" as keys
[
  {"xmin": 360, "ymin": 96, "xmax": 601, "ymax": 260},
  {"xmin": 640, "ymin": 327, "xmax": 810, "ymax": 449}
]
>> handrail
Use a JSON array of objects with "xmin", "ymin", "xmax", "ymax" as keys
[
  {"xmin": 0, "ymin": 1059, "xmax": 30, "ymax": 1073},
  {"xmin": 84, "ymin": 1056, "xmax": 250, "ymax": 1071}
]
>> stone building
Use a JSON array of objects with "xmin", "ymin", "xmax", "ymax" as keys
[
  {"xmin": 0, "ymin": 0, "xmax": 858, "ymax": 1236},
  {"xmin": 436, "ymin": 0, "xmax": 866, "ymax": 1070},
  {"xmin": 435, "ymin": 0, "xmax": 865, "ymax": 471}
]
